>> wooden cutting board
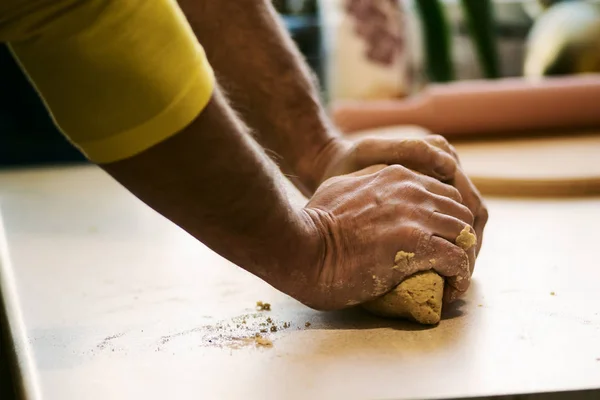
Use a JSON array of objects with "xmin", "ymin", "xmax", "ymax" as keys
[{"xmin": 347, "ymin": 126, "xmax": 600, "ymax": 197}]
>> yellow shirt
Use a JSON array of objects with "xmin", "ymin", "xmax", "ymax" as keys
[{"xmin": 0, "ymin": 0, "xmax": 214, "ymax": 163}]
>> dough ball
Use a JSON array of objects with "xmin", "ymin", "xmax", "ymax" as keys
[{"xmin": 362, "ymin": 271, "xmax": 444, "ymax": 325}]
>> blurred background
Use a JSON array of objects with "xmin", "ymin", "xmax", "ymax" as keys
[{"xmin": 1, "ymin": 0, "xmax": 599, "ymax": 166}]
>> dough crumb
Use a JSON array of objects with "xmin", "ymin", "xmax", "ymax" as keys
[
  {"xmin": 256, "ymin": 301, "xmax": 271, "ymax": 311},
  {"xmin": 456, "ymin": 226, "xmax": 477, "ymax": 250},
  {"xmin": 305, "ymin": 322, "xmax": 311, "ymax": 328},
  {"xmin": 254, "ymin": 335, "xmax": 273, "ymax": 347},
  {"xmin": 270, "ymin": 326, "xmax": 277, "ymax": 332},
  {"xmin": 393, "ymin": 251, "xmax": 415, "ymax": 270}
]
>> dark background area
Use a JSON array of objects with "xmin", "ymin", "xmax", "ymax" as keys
[
  {"xmin": 0, "ymin": 16, "xmax": 322, "ymax": 167},
  {"xmin": 0, "ymin": 45, "xmax": 87, "ymax": 166}
]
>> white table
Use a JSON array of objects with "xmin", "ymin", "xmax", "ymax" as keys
[{"xmin": 1, "ymin": 165, "xmax": 599, "ymax": 400}]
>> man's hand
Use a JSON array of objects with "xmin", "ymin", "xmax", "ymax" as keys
[
  {"xmin": 423, "ymin": 136, "xmax": 489, "ymax": 256},
  {"xmin": 285, "ymin": 164, "xmax": 474, "ymax": 311},
  {"xmin": 104, "ymin": 90, "xmax": 474, "ymax": 312},
  {"xmin": 315, "ymin": 135, "xmax": 459, "ymax": 184},
  {"xmin": 312, "ymin": 135, "xmax": 488, "ymax": 256},
  {"xmin": 177, "ymin": 0, "xmax": 489, "ymax": 255},
  {"xmin": 172, "ymin": 0, "xmax": 486, "ymax": 307}
]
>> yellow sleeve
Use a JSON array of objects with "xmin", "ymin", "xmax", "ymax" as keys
[{"xmin": 3, "ymin": 0, "xmax": 214, "ymax": 163}]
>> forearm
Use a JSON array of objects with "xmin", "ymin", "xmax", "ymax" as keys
[
  {"xmin": 178, "ymin": 0, "xmax": 339, "ymax": 193},
  {"xmin": 102, "ymin": 89, "xmax": 317, "ymax": 289}
]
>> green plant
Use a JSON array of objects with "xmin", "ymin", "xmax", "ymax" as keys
[
  {"xmin": 414, "ymin": 0, "xmax": 455, "ymax": 82},
  {"xmin": 460, "ymin": 0, "xmax": 500, "ymax": 79},
  {"xmin": 415, "ymin": 0, "xmax": 500, "ymax": 82}
]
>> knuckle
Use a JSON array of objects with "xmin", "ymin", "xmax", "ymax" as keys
[
  {"xmin": 408, "ymin": 225, "xmax": 429, "ymax": 249},
  {"xmin": 400, "ymin": 181, "xmax": 426, "ymax": 198},
  {"xmin": 447, "ymin": 248, "xmax": 470, "ymax": 275},
  {"xmin": 403, "ymin": 138, "xmax": 427, "ymax": 154},
  {"xmin": 412, "ymin": 139, "xmax": 430, "ymax": 154},
  {"xmin": 427, "ymin": 135, "xmax": 450, "ymax": 150},
  {"xmin": 382, "ymin": 164, "xmax": 407, "ymax": 177},
  {"xmin": 448, "ymin": 186, "xmax": 462, "ymax": 201},
  {"xmin": 372, "ymin": 190, "xmax": 385, "ymax": 207},
  {"xmin": 428, "ymin": 134, "xmax": 449, "ymax": 146}
]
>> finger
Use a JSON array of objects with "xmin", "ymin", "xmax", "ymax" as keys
[
  {"xmin": 353, "ymin": 138, "xmax": 457, "ymax": 181},
  {"xmin": 426, "ymin": 139, "xmax": 487, "ymax": 248},
  {"xmin": 346, "ymin": 164, "xmax": 388, "ymax": 178},
  {"xmin": 426, "ymin": 212, "xmax": 473, "ymax": 244},
  {"xmin": 430, "ymin": 193, "xmax": 474, "ymax": 226},
  {"xmin": 386, "ymin": 228, "xmax": 471, "ymax": 301},
  {"xmin": 425, "ymin": 138, "xmax": 487, "ymax": 246},
  {"xmin": 467, "ymin": 240, "xmax": 477, "ymax": 276},
  {"xmin": 455, "ymin": 225, "xmax": 478, "ymax": 277},
  {"xmin": 317, "ymin": 164, "xmax": 388, "ymax": 193},
  {"xmin": 442, "ymin": 234, "xmax": 477, "ymax": 304},
  {"xmin": 418, "ymin": 211, "xmax": 477, "ymax": 278},
  {"xmin": 474, "ymin": 204, "xmax": 489, "ymax": 255},
  {"xmin": 425, "ymin": 135, "xmax": 461, "ymax": 164},
  {"xmin": 415, "ymin": 235, "xmax": 471, "ymax": 300},
  {"xmin": 451, "ymin": 171, "xmax": 487, "ymax": 254},
  {"xmin": 418, "ymin": 174, "xmax": 463, "ymax": 203}
]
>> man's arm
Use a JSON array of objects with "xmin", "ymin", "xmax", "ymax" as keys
[
  {"xmin": 102, "ymin": 90, "xmax": 318, "ymax": 292},
  {"xmin": 174, "ymin": 0, "xmax": 458, "ymax": 189},
  {"xmin": 177, "ymin": 0, "xmax": 488, "ymax": 253},
  {"xmin": 104, "ymin": 89, "xmax": 473, "ymax": 309},
  {"xmin": 4, "ymin": 0, "xmax": 317, "ymax": 295},
  {"xmin": 177, "ymin": 0, "xmax": 338, "ymax": 193},
  {"xmin": 5, "ymin": 0, "xmax": 475, "ymax": 308}
]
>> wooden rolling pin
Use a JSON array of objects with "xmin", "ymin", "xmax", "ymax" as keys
[{"xmin": 332, "ymin": 75, "xmax": 600, "ymax": 137}]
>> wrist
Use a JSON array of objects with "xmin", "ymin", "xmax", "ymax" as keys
[
  {"xmin": 268, "ymin": 207, "xmax": 326, "ymax": 304},
  {"xmin": 297, "ymin": 135, "xmax": 352, "ymax": 193}
]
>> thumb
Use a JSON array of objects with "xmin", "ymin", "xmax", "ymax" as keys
[{"xmin": 353, "ymin": 138, "xmax": 457, "ymax": 181}]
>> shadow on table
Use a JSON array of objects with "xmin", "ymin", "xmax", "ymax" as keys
[
  {"xmin": 293, "ymin": 299, "xmax": 471, "ymax": 356},
  {"xmin": 454, "ymin": 388, "xmax": 600, "ymax": 400},
  {"xmin": 289, "ymin": 282, "xmax": 478, "ymax": 355},
  {"xmin": 311, "ymin": 299, "xmax": 466, "ymax": 332},
  {"xmin": 308, "ymin": 281, "xmax": 478, "ymax": 332}
]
